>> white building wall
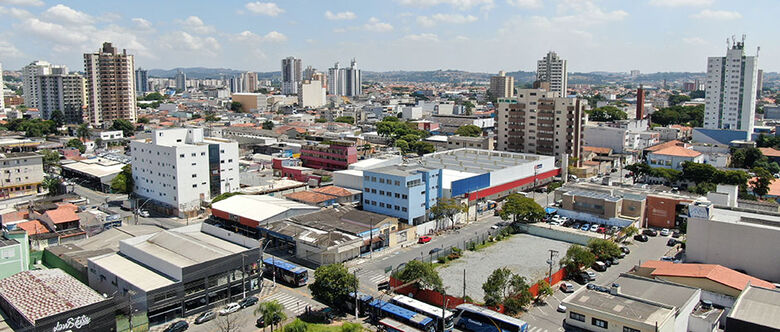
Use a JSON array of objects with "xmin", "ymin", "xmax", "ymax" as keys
[{"xmin": 584, "ymin": 126, "xmax": 627, "ymax": 153}]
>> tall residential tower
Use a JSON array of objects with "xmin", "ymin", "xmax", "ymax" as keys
[
  {"xmin": 536, "ymin": 51, "xmax": 568, "ymax": 96},
  {"xmin": 281, "ymin": 56, "xmax": 302, "ymax": 95},
  {"xmin": 489, "ymin": 71, "xmax": 514, "ymax": 98},
  {"xmin": 135, "ymin": 68, "xmax": 148, "ymax": 95},
  {"xmin": 84, "ymin": 42, "xmax": 137, "ymax": 126},
  {"xmin": 703, "ymin": 36, "xmax": 759, "ymax": 135}
]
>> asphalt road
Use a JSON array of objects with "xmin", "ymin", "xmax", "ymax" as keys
[{"xmin": 68, "ymin": 183, "xmax": 189, "ymax": 229}]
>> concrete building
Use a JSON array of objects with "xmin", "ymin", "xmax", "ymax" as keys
[
  {"xmin": 0, "ymin": 152, "xmax": 43, "ymax": 203},
  {"xmin": 646, "ymin": 143, "xmax": 704, "ymax": 171},
  {"xmin": 60, "ymin": 157, "xmax": 126, "ymax": 193},
  {"xmin": 401, "ymin": 106, "xmax": 422, "ymax": 120},
  {"xmin": 298, "ymin": 80, "xmax": 326, "ymax": 108},
  {"xmin": 445, "ymin": 135, "xmax": 494, "ymax": 151},
  {"xmin": 363, "ymin": 165, "xmax": 442, "ymax": 226},
  {"xmin": 489, "ymin": 70, "xmax": 514, "ymax": 98},
  {"xmin": 300, "ymin": 140, "xmax": 357, "ymax": 171},
  {"xmin": 345, "ymin": 58, "xmax": 362, "ymax": 97},
  {"xmin": 703, "ymin": 36, "xmax": 759, "ymax": 139},
  {"xmin": 174, "ymin": 70, "xmax": 186, "ymax": 91},
  {"xmin": 496, "ymin": 89, "xmax": 585, "ymax": 164},
  {"xmin": 83, "ymin": 42, "xmax": 137, "ymax": 126},
  {"xmin": 327, "ymin": 62, "xmax": 346, "ymax": 96},
  {"xmin": 36, "ymin": 73, "xmax": 86, "ymax": 123},
  {"xmin": 536, "ymin": 51, "xmax": 568, "ymax": 95},
  {"xmin": 230, "ymin": 92, "xmax": 266, "ymax": 112},
  {"xmin": 210, "ymin": 194, "xmax": 319, "ymax": 238},
  {"xmin": 431, "ymin": 114, "xmax": 494, "ymax": 134},
  {"xmin": 243, "ymin": 71, "xmax": 258, "ymax": 93},
  {"xmin": 0, "ymin": 230, "xmax": 28, "ymax": 280},
  {"xmin": 686, "ymin": 205, "xmax": 780, "ymax": 282},
  {"xmin": 281, "ymin": 56, "xmax": 302, "ymax": 95},
  {"xmin": 0, "ymin": 62, "xmax": 3, "ymax": 110},
  {"xmin": 135, "ymin": 67, "xmax": 148, "ymax": 94},
  {"xmin": 21, "ymin": 60, "xmax": 68, "ymax": 109},
  {"xmin": 130, "ymin": 128, "xmax": 239, "ymax": 217},
  {"xmin": 726, "ymin": 284, "xmax": 780, "ymax": 331}
]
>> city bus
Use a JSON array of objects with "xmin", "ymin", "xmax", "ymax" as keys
[
  {"xmin": 453, "ymin": 304, "xmax": 529, "ymax": 332},
  {"xmin": 379, "ymin": 318, "xmax": 425, "ymax": 332},
  {"xmin": 368, "ymin": 298, "xmax": 436, "ymax": 332},
  {"xmin": 262, "ymin": 257, "xmax": 308, "ymax": 287},
  {"xmin": 391, "ymin": 295, "xmax": 454, "ymax": 332}
]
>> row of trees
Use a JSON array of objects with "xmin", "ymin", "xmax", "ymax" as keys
[
  {"xmin": 625, "ymin": 161, "xmax": 750, "ymax": 189},
  {"xmin": 650, "ymin": 104, "xmax": 704, "ymax": 127},
  {"xmin": 559, "ymin": 236, "xmax": 630, "ymax": 275},
  {"xmin": 585, "ymin": 106, "xmax": 628, "ymax": 122}
]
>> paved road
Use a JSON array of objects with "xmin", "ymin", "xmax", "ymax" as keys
[{"xmin": 518, "ymin": 234, "xmax": 678, "ymax": 332}]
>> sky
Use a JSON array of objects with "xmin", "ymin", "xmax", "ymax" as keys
[{"xmin": 0, "ymin": 0, "xmax": 776, "ymax": 74}]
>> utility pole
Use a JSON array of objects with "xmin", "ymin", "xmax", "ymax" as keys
[
  {"xmin": 242, "ymin": 254, "xmax": 246, "ymax": 298},
  {"xmin": 547, "ymin": 249, "xmax": 559, "ymax": 284},
  {"xmin": 353, "ymin": 269, "xmax": 360, "ymax": 319},
  {"xmin": 441, "ymin": 289, "xmax": 448, "ymax": 332},
  {"xmin": 462, "ymin": 269, "xmax": 466, "ymax": 299}
]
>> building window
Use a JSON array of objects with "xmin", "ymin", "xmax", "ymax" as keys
[
  {"xmin": 402, "ymin": 207, "xmax": 407, "ymax": 212},
  {"xmin": 192, "ymin": 184, "xmax": 197, "ymax": 188},
  {"xmin": 192, "ymin": 174, "xmax": 197, "ymax": 178},
  {"xmin": 592, "ymin": 318, "xmax": 608, "ymax": 329},
  {"xmin": 569, "ymin": 312, "xmax": 585, "ymax": 322},
  {"xmin": 623, "ymin": 327, "xmax": 640, "ymax": 332}
]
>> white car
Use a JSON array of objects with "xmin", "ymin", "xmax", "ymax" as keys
[
  {"xmin": 219, "ymin": 303, "xmax": 241, "ymax": 315},
  {"xmin": 490, "ymin": 225, "xmax": 499, "ymax": 230},
  {"xmin": 137, "ymin": 210, "xmax": 150, "ymax": 217},
  {"xmin": 589, "ymin": 224, "xmax": 599, "ymax": 232},
  {"xmin": 557, "ymin": 304, "xmax": 567, "ymax": 313},
  {"xmin": 660, "ymin": 228, "xmax": 671, "ymax": 236}
]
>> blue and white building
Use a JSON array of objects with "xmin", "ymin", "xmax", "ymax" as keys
[{"xmin": 362, "ymin": 165, "xmax": 443, "ymax": 225}]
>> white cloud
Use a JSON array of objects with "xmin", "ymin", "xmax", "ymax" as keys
[
  {"xmin": 333, "ymin": 28, "xmax": 347, "ymax": 33},
  {"xmin": 454, "ymin": 35, "xmax": 470, "ymax": 41},
  {"xmin": 0, "ymin": 40, "xmax": 24, "ymax": 57},
  {"xmin": 418, "ymin": 13, "xmax": 478, "ymax": 26},
  {"xmin": 690, "ymin": 9, "xmax": 742, "ymax": 20},
  {"xmin": 244, "ymin": 2, "xmax": 284, "ymax": 16},
  {"xmin": 160, "ymin": 31, "xmax": 221, "ymax": 56},
  {"xmin": 21, "ymin": 17, "xmax": 89, "ymax": 44},
  {"xmin": 0, "ymin": 0, "xmax": 43, "ymax": 6},
  {"xmin": 132, "ymin": 18, "xmax": 154, "ymax": 31},
  {"xmin": 233, "ymin": 30, "xmax": 287, "ymax": 42},
  {"xmin": 178, "ymin": 16, "xmax": 215, "ymax": 34},
  {"xmin": 403, "ymin": 33, "xmax": 439, "ymax": 42},
  {"xmin": 42, "ymin": 4, "xmax": 94, "ymax": 25},
  {"xmin": 262, "ymin": 31, "xmax": 287, "ymax": 42},
  {"xmin": 363, "ymin": 17, "xmax": 393, "ymax": 32},
  {"xmin": 506, "ymin": 0, "xmax": 542, "ymax": 9},
  {"xmin": 682, "ymin": 37, "xmax": 707, "ymax": 45},
  {"xmin": 553, "ymin": 0, "xmax": 628, "ymax": 26},
  {"xmin": 325, "ymin": 10, "xmax": 356, "ymax": 20},
  {"xmin": 649, "ymin": 0, "xmax": 712, "ymax": 7},
  {"xmin": 0, "ymin": 6, "xmax": 32, "ymax": 19},
  {"xmin": 398, "ymin": 0, "xmax": 494, "ymax": 11}
]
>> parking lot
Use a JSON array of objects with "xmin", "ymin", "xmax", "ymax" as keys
[{"xmin": 438, "ymin": 233, "xmax": 573, "ymax": 301}]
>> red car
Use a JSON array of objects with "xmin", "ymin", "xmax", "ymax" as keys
[
  {"xmin": 418, "ymin": 236, "xmax": 431, "ymax": 244},
  {"xmin": 597, "ymin": 226, "xmax": 607, "ymax": 233}
]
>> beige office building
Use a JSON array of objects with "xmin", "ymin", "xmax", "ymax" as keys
[
  {"xmin": 84, "ymin": 42, "xmax": 137, "ymax": 126},
  {"xmin": 489, "ymin": 71, "xmax": 514, "ymax": 98}
]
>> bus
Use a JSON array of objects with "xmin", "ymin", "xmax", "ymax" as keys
[
  {"xmin": 453, "ymin": 304, "xmax": 529, "ymax": 332},
  {"xmin": 379, "ymin": 318, "xmax": 425, "ymax": 332},
  {"xmin": 368, "ymin": 299, "xmax": 436, "ymax": 332},
  {"xmin": 391, "ymin": 295, "xmax": 454, "ymax": 332},
  {"xmin": 262, "ymin": 257, "xmax": 308, "ymax": 287}
]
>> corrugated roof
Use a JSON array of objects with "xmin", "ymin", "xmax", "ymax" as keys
[
  {"xmin": 650, "ymin": 145, "xmax": 702, "ymax": 157},
  {"xmin": 211, "ymin": 195, "xmax": 318, "ymax": 223},
  {"xmin": 312, "ymin": 186, "xmax": 356, "ymax": 197},
  {"xmin": 285, "ymin": 191, "xmax": 334, "ymax": 204},
  {"xmin": 641, "ymin": 260, "xmax": 775, "ymax": 291}
]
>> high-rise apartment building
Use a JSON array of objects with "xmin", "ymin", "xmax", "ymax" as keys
[
  {"xmin": 281, "ymin": 56, "xmax": 302, "ymax": 95},
  {"xmin": 174, "ymin": 70, "xmax": 186, "ymax": 91},
  {"xmin": 345, "ymin": 58, "xmax": 362, "ymax": 97},
  {"xmin": 703, "ymin": 36, "xmax": 758, "ymax": 135},
  {"xmin": 496, "ymin": 89, "xmax": 584, "ymax": 164},
  {"xmin": 37, "ymin": 73, "xmax": 87, "ymax": 124},
  {"xmin": 21, "ymin": 61, "xmax": 67, "ymax": 109},
  {"xmin": 327, "ymin": 62, "xmax": 345, "ymax": 96},
  {"xmin": 243, "ymin": 72, "xmax": 258, "ymax": 93},
  {"xmin": 130, "ymin": 128, "xmax": 239, "ymax": 217},
  {"xmin": 298, "ymin": 80, "xmax": 326, "ymax": 108},
  {"xmin": 0, "ymin": 62, "xmax": 4, "ymax": 110},
  {"xmin": 756, "ymin": 69, "xmax": 764, "ymax": 98},
  {"xmin": 83, "ymin": 42, "xmax": 137, "ymax": 126},
  {"xmin": 303, "ymin": 66, "xmax": 316, "ymax": 81},
  {"xmin": 489, "ymin": 70, "xmax": 514, "ymax": 98},
  {"xmin": 311, "ymin": 72, "xmax": 327, "ymax": 89},
  {"xmin": 229, "ymin": 74, "xmax": 244, "ymax": 93},
  {"xmin": 536, "ymin": 51, "xmax": 568, "ymax": 96},
  {"xmin": 135, "ymin": 68, "xmax": 148, "ymax": 95}
]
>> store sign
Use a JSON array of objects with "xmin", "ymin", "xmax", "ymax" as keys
[{"xmin": 52, "ymin": 315, "xmax": 91, "ymax": 332}]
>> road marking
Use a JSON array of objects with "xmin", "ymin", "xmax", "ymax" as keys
[{"xmin": 264, "ymin": 293, "xmax": 318, "ymax": 315}]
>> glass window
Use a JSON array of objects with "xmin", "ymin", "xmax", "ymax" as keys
[
  {"xmin": 569, "ymin": 312, "xmax": 585, "ymax": 322},
  {"xmin": 623, "ymin": 327, "xmax": 640, "ymax": 332},
  {"xmin": 592, "ymin": 318, "xmax": 608, "ymax": 329}
]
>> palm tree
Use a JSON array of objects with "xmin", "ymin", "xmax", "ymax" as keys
[
  {"xmin": 42, "ymin": 176, "xmax": 62, "ymax": 196},
  {"xmin": 624, "ymin": 226, "xmax": 639, "ymax": 237},
  {"xmin": 76, "ymin": 124, "xmax": 91, "ymax": 141},
  {"xmin": 254, "ymin": 300, "xmax": 286, "ymax": 332}
]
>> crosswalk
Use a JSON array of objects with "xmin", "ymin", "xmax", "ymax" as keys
[
  {"xmin": 354, "ymin": 269, "xmax": 389, "ymax": 285},
  {"xmin": 263, "ymin": 292, "xmax": 323, "ymax": 316}
]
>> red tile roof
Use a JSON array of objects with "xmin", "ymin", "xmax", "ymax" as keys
[
  {"xmin": 43, "ymin": 206, "xmax": 79, "ymax": 224},
  {"xmin": 650, "ymin": 145, "xmax": 702, "ymax": 157},
  {"xmin": 583, "ymin": 146, "xmax": 613, "ymax": 155},
  {"xmin": 641, "ymin": 260, "xmax": 775, "ymax": 291},
  {"xmin": 759, "ymin": 147, "xmax": 780, "ymax": 158},
  {"xmin": 645, "ymin": 140, "xmax": 684, "ymax": 152},
  {"xmin": 16, "ymin": 220, "xmax": 50, "ymax": 235},
  {"xmin": 312, "ymin": 186, "xmax": 354, "ymax": 197},
  {"xmin": 285, "ymin": 191, "xmax": 334, "ymax": 204}
]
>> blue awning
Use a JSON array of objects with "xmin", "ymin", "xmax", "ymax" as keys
[{"xmin": 545, "ymin": 207, "xmax": 558, "ymax": 214}]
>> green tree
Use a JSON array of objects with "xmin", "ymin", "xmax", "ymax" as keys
[
  {"xmin": 731, "ymin": 147, "xmax": 765, "ymax": 169},
  {"xmin": 586, "ymin": 106, "xmax": 628, "ymax": 122},
  {"xmin": 42, "ymin": 176, "xmax": 62, "ymax": 196},
  {"xmin": 668, "ymin": 94, "xmax": 691, "ymax": 106},
  {"xmin": 623, "ymin": 225, "xmax": 639, "ymax": 237},
  {"xmin": 143, "ymin": 92, "xmax": 164, "ymax": 101},
  {"xmin": 263, "ymin": 121, "xmax": 274, "ymax": 130},
  {"xmin": 750, "ymin": 167, "xmax": 773, "ymax": 198},
  {"xmin": 204, "ymin": 113, "xmax": 220, "ymax": 122},
  {"xmin": 40, "ymin": 149, "xmax": 61, "ymax": 173},
  {"xmin": 282, "ymin": 319, "xmax": 307, "ymax": 332},
  {"xmin": 535, "ymin": 280, "xmax": 553, "ymax": 302},
  {"xmin": 650, "ymin": 104, "xmax": 704, "ymax": 127},
  {"xmin": 340, "ymin": 322, "xmax": 363, "ymax": 332},
  {"xmin": 110, "ymin": 164, "xmax": 134, "ymax": 194},
  {"xmin": 76, "ymin": 123, "xmax": 91, "ymax": 141},
  {"xmin": 309, "ymin": 263, "xmax": 357, "ymax": 307},
  {"xmin": 111, "ymin": 119, "xmax": 136, "ymax": 137},
  {"xmin": 715, "ymin": 170, "xmax": 750, "ymax": 185},
  {"xmin": 50, "ymin": 109, "xmax": 65, "ymax": 127},
  {"xmin": 395, "ymin": 260, "xmax": 443, "ymax": 291},
  {"xmin": 690, "ymin": 182, "xmax": 717, "ymax": 195},
  {"xmin": 455, "ymin": 124, "xmax": 482, "ymax": 137},
  {"xmin": 482, "ymin": 268, "xmax": 532, "ymax": 312},
  {"xmin": 395, "ymin": 140, "xmax": 410, "ymax": 154},
  {"xmin": 211, "ymin": 192, "xmax": 242, "ymax": 205},
  {"xmin": 625, "ymin": 162, "xmax": 653, "ymax": 181},
  {"xmin": 431, "ymin": 198, "xmax": 467, "ymax": 230},
  {"xmin": 559, "ymin": 245, "xmax": 596, "ymax": 275},
  {"xmin": 334, "ymin": 116, "xmax": 355, "ymax": 124},
  {"xmin": 254, "ymin": 300, "xmax": 287, "ymax": 332},
  {"xmin": 230, "ymin": 101, "xmax": 242, "ymax": 112},
  {"xmin": 681, "ymin": 161, "xmax": 719, "ymax": 184},
  {"xmin": 587, "ymin": 238, "xmax": 621, "ymax": 260},
  {"xmin": 66, "ymin": 138, "xmax": 86, "ymax": 153},
  {"xmin": 499, "ymin": 193, "xmax": 544, "ymax": 223},
  {"xmin": 315, "ymin": 117, "xmax": 328, "ymax": 123},
  {"xmin": 412, "ymin": 141, "xmax": 435, "ymax": 155},
  {"xmin": 690, "ymin": 90, "xmax": 705, "ymax": 99}
]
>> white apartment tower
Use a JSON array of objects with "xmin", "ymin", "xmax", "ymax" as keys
[
  {"xmin": 281, "ymin": 56, "xmax": 302, "ymax": 95},
  {"xmin": 130, "ymin": 128, "xmax": 239, "ymax": 218},
  {"xmin": 174, "ymin": 70, "xmax": 186, "ymax": 91},
  {"xmin": 37, "ymin": 73, "xmax": 87, "ymax": 124},
  {"xmin": 135, "ymin": 68, "xmax": 148, "ymax": 94},
  {"xmin": 704, "ymin": 35, "xmax": 759, "ymax": 135},
  {"xmin": 345, "ymin": 58, "xmax": 362, "ymax": 97},
  {"xmin": 327, "ymin": 62, "xmax": 345, "ymax": 96},
  {"xmin": 489, "ymin": 71, "xmax": 515, "ymax": 98},
  {"xmin": 84, "ymin": 42, "xmax": 137, "ymax": 126},
  {"xmin": 0, "ymin": 62, "xmax": 4, "ymax": 110},
  {"xmin": 536, "ymin": 51, "xmax": 568, "ymax": 96},
  {"xmin": 22, "ymin": 61, "xmax": 68, "ymax": 109}
]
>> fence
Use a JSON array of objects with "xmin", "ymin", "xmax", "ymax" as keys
[{"xmin": 412, "ymin": 231, "xmax": 498, "ymax": 266}]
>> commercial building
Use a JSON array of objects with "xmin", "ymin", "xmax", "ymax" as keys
[
  {"xmin": 363, "ymin": 165, "xmax": 442, "ymax": 226},
  {"xmin": 60, "ymin": 157, "xmax": 126, "ymax": 193},
  {"xmin": 299, "ymin": 79, "xmax": 326, "ymax": 108},
  {"xmin": 281, "ymin": 56, "xmax": 302, "ymax": 95},
  {"xmin": 496, "ymin": 89, "xmax": 585, "ymax": 164},
  {"xmin": 130, "ymin": 128, "xmax": 239, "ymax": 217},
  {"xmin": 83, "ymin": 42, "xmax": 137, "ymax": 126},
  {"xmin": 0, "ymin": 152, "xmax": 44, "ymax": 202},
  {"xmin": 135, "ymin": 67, "xmax": 148, "ymax": 94},
  {"xmin": 230, "ymin": 92, "xmax": 266, "ymax": 112},
  {"xmin": 431, "ymin": 114, "xmax": 494, "ymax": 134},
  {"xmin": 426, "ymin": 135, "xmax": 494, "ymax": 151},
  {"xmin": 210, "ymin": 194, "xmax": 319, "ymax": 238},
  {"xmin": 36, "ymin": 72, "xmax": 86, "ymax": 123},
  {"xmin": 87, "ymin": 223, "xmax": 262, "ymax": 325},
  {"xmin": 726, "ymin": 284, "xmax": 780, "ymax": 331},
  {"xmin": 686, "ymin": 205, "xmax": 780, "ymax": 282},
  {"xmin": 21, "ymin": 60, "xmax": 68, "ymax": 109},
  {"xmin": 489, "ymin": 71, "xmax": 514, "ymax": 98},
  {"xmin": 0, "ymin": 269, "xmax": 116, "ymax": 332},
  {"xmin": 300, "ymin": 140, "xmax": 358, "ymax": 171},
  {"xmin": 557, "ymin": 189, "xmax": 645, "ymax": 228},
  {"xmin": 174, "ymin": 70, "xmax": 186, "ymax": 91},
  {"xmin": 703, "ymin": 36, "xmax": 759, "ymax": 139},
  {"xmin": 536, "ymin": 51, "xmax": 568, "ymax": 96}
]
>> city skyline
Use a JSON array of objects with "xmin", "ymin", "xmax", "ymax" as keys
[{"xmin": 0, "ymin": 0, "xmax": 776, "ymax": 74}]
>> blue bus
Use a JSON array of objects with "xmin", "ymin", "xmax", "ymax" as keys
[
  {"xmin": 453, "ymin": 304, "xmax": 528, "ymax": 332},
  {"xmin": 369, "ymin": 299, "xmax": 436, "ymax": 332},
  {"xmin": 380, "ymin": 318, "xmax": 424, "ymax": 332},
  {"xmin": 391, "ymin": 295, "xmax": 454, "ymax": 332},
  {"xmin": 262, "ymin": 257, "xmax": 308, "ymax": 287}
]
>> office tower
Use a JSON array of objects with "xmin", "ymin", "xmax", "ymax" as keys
[
  {"xmin": 536, "ymin": 51, "xmax": 568, "ymax": 96},
  {"xmin": 311, "ymin": 72, "xmax": 327, "ymax": 89},
  {"xmin": 496, "ymin": 89, "xmax": 584, "ymax": 164},
  {"xmin": 281, "ymin": 56, "xmax": 302, "ymax": 95},
  {"xmin": 327, "ymin": 62, "xmax": 345, "ymax": 96},
  {"xmin": 303, "ymin": 66, "xmax": 316, "ymax": 81},
  {"xmin": 0, "ymin": 62, "xmax": 4, "ymax": 110},
  {"xmin": 756, "ymin": 69, "xmax": 763, "ymax": 98},
  {"xmin": 174, "ymin": 70, "xmax": 186, "ymax": 91},
  {"xmin": 345, "ymin": 58, "xmax": 362, "ymax": 97},
  {"xmin": 703, "ymin": 35, "xmax": 759, "ymax": 134},
  {"xmin": 135, "ymin": 68, "xmax": 148, "ymax": 94},
  {"xmin": 489, "ymin": 70, "xmax": 514, "ymax": 98},
  {"xmin": 21, "ymin": 61, "xmax": 68, "ymax": 109},
  {"xmin": 636, "ymin": 85, "xmax": 645, "ymax": 120},
  {"xmin": 84, "ymin": 42, "xmax": 137, "ymax": 126},
  {"xmin": 243, "ymin": 72, "xmax": 258, "ymax": 92},
  {"xmin": 229, "ymin": 74, "xmax": 244, "ymax": 93},
  {"xmin": 37, "ymin": 73, "xmax": 87, "ymax": 124}
]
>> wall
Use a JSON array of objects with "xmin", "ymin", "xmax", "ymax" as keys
[
  {"xmin": 645, "ymin": 195, "xmax": 691, "ymax": 229},
  {"xmin": 517, "ymin": 223, "xmax": 595, "ymax": 246}
]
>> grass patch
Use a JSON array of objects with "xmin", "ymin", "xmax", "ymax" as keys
[{"xmin": 281, "ymin": 319, "xmax": 363, "ymax": 332}]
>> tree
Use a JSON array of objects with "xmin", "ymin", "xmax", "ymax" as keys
[
  {"xmin": 731, "ymin": 147, "xmax": 765, "ymax": 169},
  {"xmin": 559, "ymin": 245, "xmax": 596, "ymax": 275},
  {"xmin": 750, "ymin": 167, "xmax": 773, "ymax": 198},
  {"xmin": 315, "ymin": 118, "xmax": 328, "ymax": 123},
  {"xmin": 668, "ymin": 94, "xmax": 691, "ymax": 106},
  {"xmin": 143, "ymin": 92, "xmax": 164, "ymax": 101},
  {"xmin": 690, "ymin": 182, "xmax": 717, "ymax": 195},
  {"xmin": 309, "ymin": 263, "xmax": 357, "ymax": 307},
  {"xmin": 50, "ymin": 109, "xmax": 65, "ymax": 127},
  {"xmin": 111, "ymin": 119, "xmax": 136, "ymax": 137},
  {"xmin": 215, "ymin": 312, "xmax": 241, "ymax": 332},
  {"xmin": 499, "ymin": 193, "xmax": 544, "ymax": 224},
  {"xmin": 625, "ymin": 162, "xmax": 653, "ymax": 181},
  {"xmin": 137, "ymin": 117, "xmax": 150, "ymax": 124},
  {"xmin": 412, "ymin": 141, "xmax": 435, "ymax": 156},
  {"xmin": 623, "ymin": 225, "xmax": 639, "ymax": 237},
  {"xmin": 689, "ymin": 90, "xmax": 705, "ymax": 99},
  {"xmin": 66, "ymin": 138, "xmax": 86, "ymax": 153},
  {"xmin": 42, "ymin": 176, "xmax": 62, "ymax": 196},
  {"xmin": 681, "ymin": 161, "xmax": 719, "ymax": 184},
  {"xmin": 282, "ymin": 319, "xmax": 307, "ymax": 332},
  {"xmin": 455, "ymin": 124, "xmax": 482, "ymax": 137},
  {"xmin": 94, "ymin": 138, "xmax": 104, "ymax": 150},
  {"xmin": 76, "ymin": 123, "xmax": 91, "ymax": 141},
  {"xmin": 586, "ymin": 106, "xmax": 628, "ymax": 122},
  {"xmin": 334, "ymin": 116, "xmax": 355, "ymax": 124},
  {"xmin": 111, "ymin": 164, "xmax": 134, "ymax": 195},
  {"xmin": 230, "ymin": 101, "xmax": 242, "ymax": 112},
  {"xmin": 254, "ymin": 300, "xmax": 286, "ymax": 332},
  {"xmin": 340, "ymin": 322, "xmax": 363, "ymax": 332},
  {"xmin": 395, "ymin": 260, "xmax": 443, "ymax": 291},
  {"xmin": 650, "ymin": 104, "xmax": 704, "ymax": 127},
  {"xmin": 431, "ymin": 198, "xmax": 466, "ymax": 230},
  {"xmin": 482, "ymin": 268, "xmax": 532, "ymax": 312},
  {"xmin": 204, "ymin": 113, "xmax": 220, "ymax": 122},
  {"xmin": 535, "ymin": 280, "xmax": 553, "ymax": 302},
  {"xmin": 263, "ymin": 121, "xmax": 274, "ymax": 130},
  {"xmin": 41, "ymin": 149, "xmax": 61, "ymax": 173},
  {"xmin": 395, "ymin": 140, "xmax": 410, "ymax": 154},
  {"xmin": 587, "ymin": 238, "xmax": 621, "ymax": 260}
]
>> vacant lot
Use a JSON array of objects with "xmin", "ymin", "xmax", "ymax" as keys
[{"xmin": 437, "ymin": 233, "xmax": 572, "ymax": 302}]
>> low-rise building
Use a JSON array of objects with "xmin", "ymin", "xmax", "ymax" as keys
[
  {"xmin": 363, "ymin": 165, "xmax": 442, "ymax": 226},
  {"xmin": 726, "ymin": 284, "xmax": 780, "ymax": 331},
  {"xmin": 557, "ymin": 189, "xmax": 644, "ymax": 227},
  {"xmin": 230, "ymin": 92, "xmax": 266, "ymax": 112},
  {"xmin": 646, "ymin": 142, "xmax": 703, "ymax": 171},
  {"xmin": 299, "ymin": 140, "xmax": 357, "ymax": 171},
  {"xmin": 0, "ymin": 230, "xmax": 28, "ymax": 280},
  {"xmin": 0, "ymin": 152, "xmax": 43, "ymax": 204},
  {"xmin": 60, "ymin": 157, "xmax": 126, "ymax": 193},
  {"xmin": 210, "ymin": 194, "xmax": 319, "ymax": 238}
]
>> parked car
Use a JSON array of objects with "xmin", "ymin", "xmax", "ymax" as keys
[
  {"xmin": 660, "ymin": 256, "xmax": 674, "ymax": 261},
  {"xmin": 609, "ymin": 257, "xmax": 619, "ymax": 265},
  {"xmin": 580, "ymin": 224, "xmax": 590, "ymax": 231},
  {"xmin": 620, "ymin": 246, "xmax": 631, "ymax": 254},
  {"xmin": 256, "ymin": 313, "xmax": 282, "ymax": 328},
  {"xmin": 560, "ymin": 282, "xmax": 574, "ymax": 293},
  {"xmin": 610, "ymin": 226, "xmax": 620, "ymax": 234},
  {"xmin": 643, "ymin": 229, "xmax": 658, "ymax": 236},
  {"xmin": 418, "ymin": 236, "xmax": 431, "ymax": 244},
  {"xmin": 596, "ymin": 226, "xmax": 607, "ymax": 233},
  {"xmin": 672, "ymin": 231, "xmax": 681, "ymax": 238},
  {"xmin": 219, "ymin": 303, "xmax": 241, "ymax": 315},
  {"xmin": 603, "ymin": 259, "xmax": 612, "ymax": 268},
  {"xmin": 137, "ymin": 209, "xmax": 150, "ymax": 217},
  {"xmin": 572, "ymin": 223, "xmax": 581, "ymax": 229},
  {"xmin": 667, "ymin": 239, "xmax": 678, "ymax": 246},
  {"xmin": 194, "ymin": 311, "xmax": 215, "ymax": 324},
  {"xmin": 557, "ymin": 304, "xmax": 567, "ymax": 313},
  {"xmin": 562, "ymin": 220, "xmax": 574, "ymax": 227},
  {"xmin": 490, "ymin": 224, "xmax": 500, "ymax": 229},
  {"xmin": 573, "ymin": 272, "xmax": 589, "ymax": 285},
  {"xmin": 593, "ymin": 261, "xmax": 607, "ymax": 271},
  {"xmin": 660, "ymin": 228, "xmax": 671, "ymax": 236},
  {"xmin": 589, "ymin": 224, "xmax": 599, "ymax": 232},
  {"xmin": 238, "ymin": 296, "xmax": 258, "ymax": 308},
  {"xmin": 586, "ymin": 283, "xmax": 596, "ymax": 290},
  {"xmin": 585, "ymin": 270, "xmax": 597, "ymax": 280},
  {"xmin": 634, "ymin": 234, "xmax": 649, "ymax": 242},
  {"xmin": 163, "ymin": 320, "xmax": 188, "ymax": 332}
]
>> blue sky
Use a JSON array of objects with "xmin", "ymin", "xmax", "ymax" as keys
[{"xmin": 0, "ymin": 0, "xmax": 775, "ymax": 73}]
